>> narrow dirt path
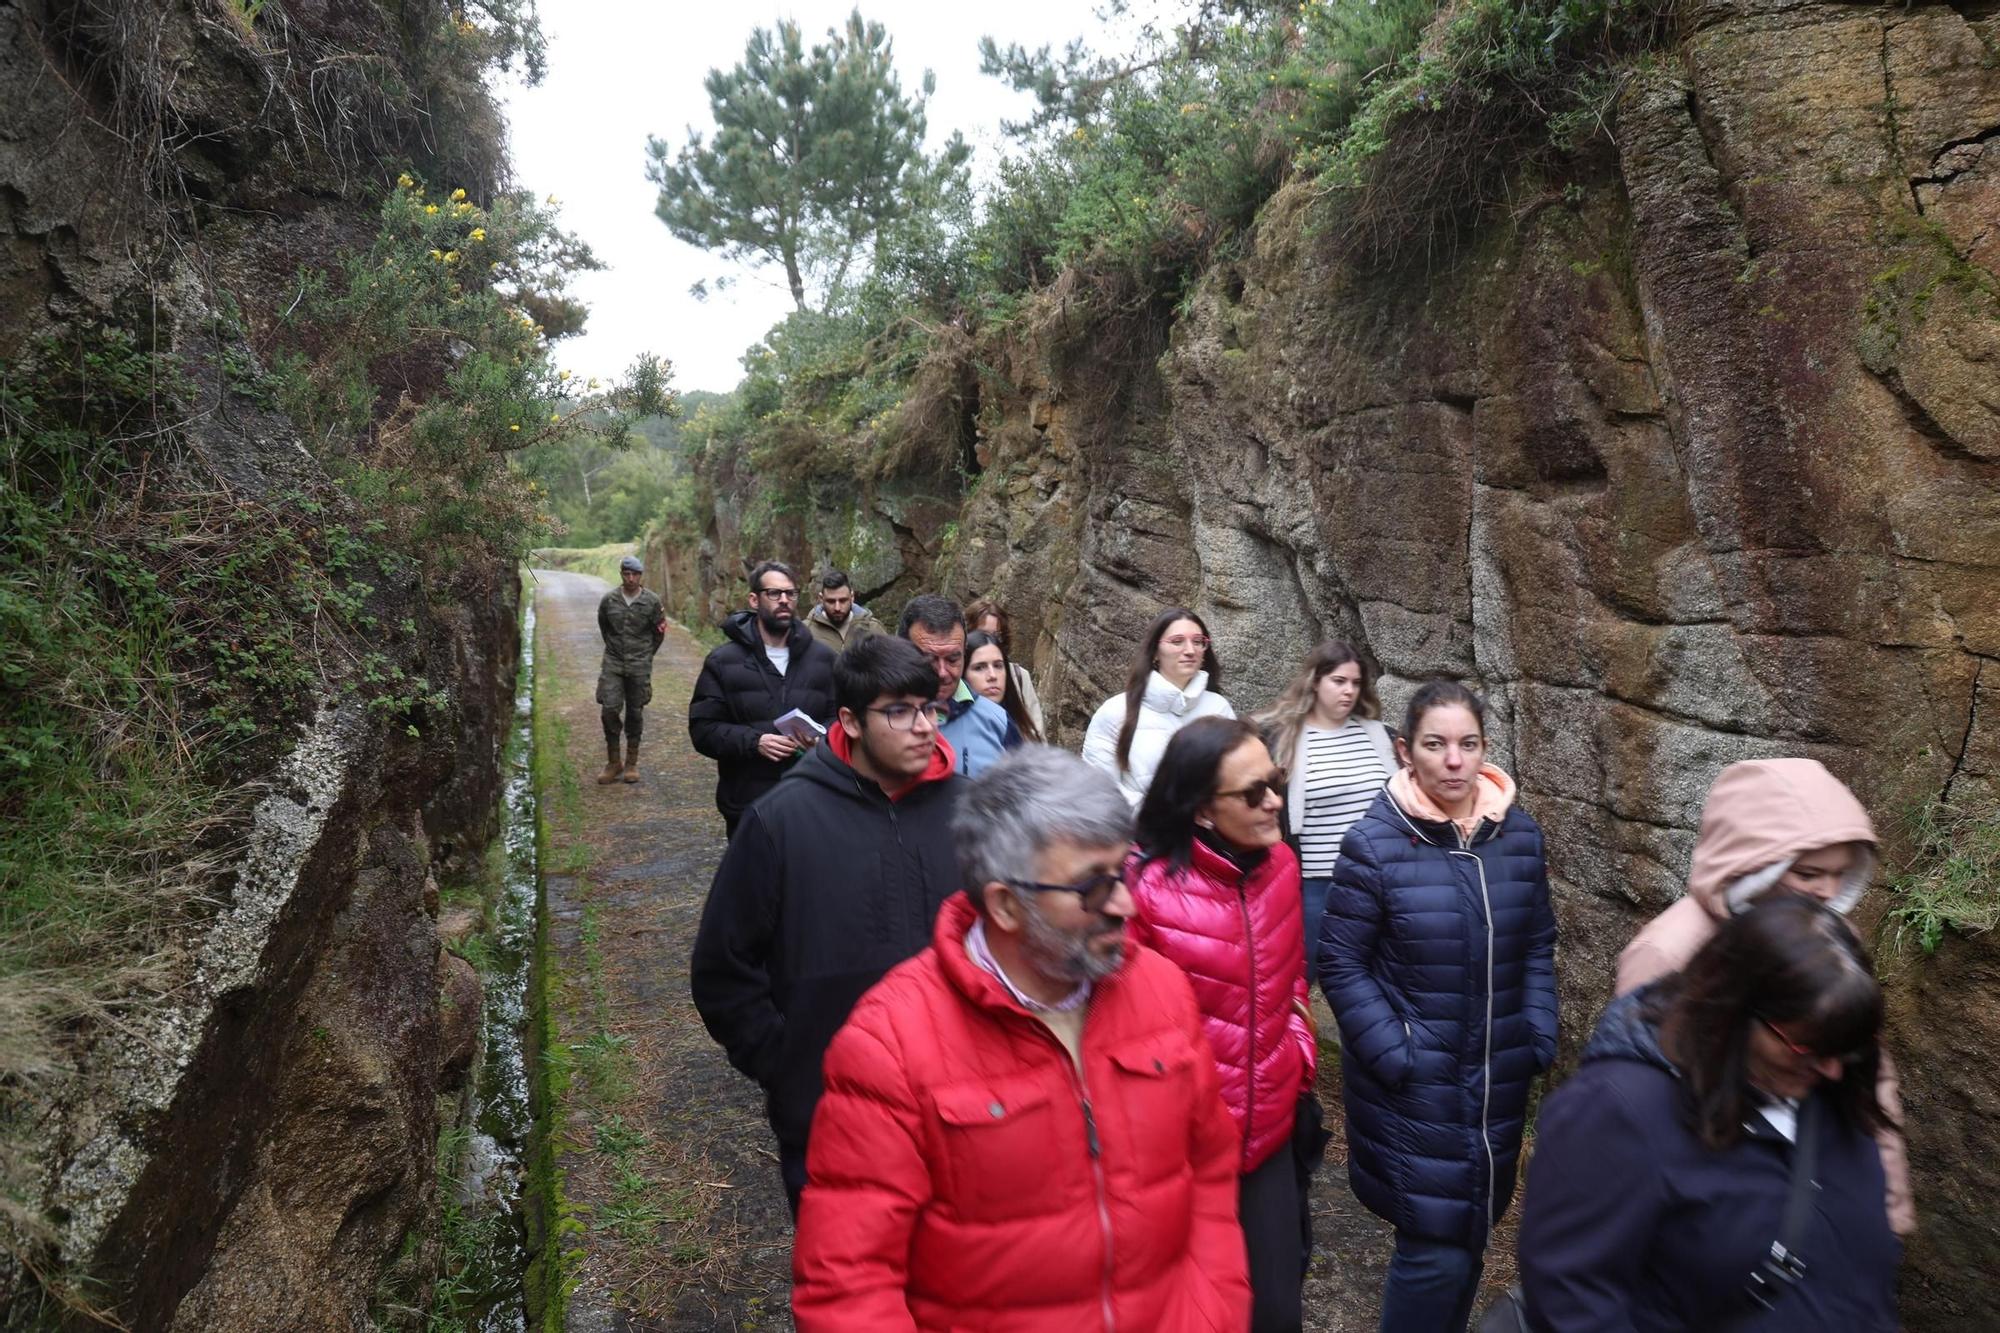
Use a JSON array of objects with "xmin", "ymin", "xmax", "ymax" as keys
[
  {"xmin": 531, "ymin": 569, "xmax": 794, "ymax": 1332},
  {"xmin": 525, "ymin": 569, "xmax": 1517, "ymax": 1331}
]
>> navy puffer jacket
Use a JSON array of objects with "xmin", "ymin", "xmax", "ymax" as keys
[
  {"xmin": 1518, "ymin": 991, "xmax": 1899, "ymax": 1330},
  {"xmin": 1315, "ymin": 782, "xmax": 1559, "ymax": 1248}
]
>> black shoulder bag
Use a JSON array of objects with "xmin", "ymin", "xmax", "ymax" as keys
[{"xmin": 1474, "ymin": 1097, "xmax": 1821, "ymax": 1333}]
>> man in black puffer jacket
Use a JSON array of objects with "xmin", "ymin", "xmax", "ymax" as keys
[
  {"xmin": 687, "ymin": 560, "xmax": 837, "ymax": 836},
  {"xmin": 691, "ymin": 634, "xmax": 964, "ymax": 1218}
]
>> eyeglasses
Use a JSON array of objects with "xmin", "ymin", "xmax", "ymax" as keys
[
  {"xmin": 1161, "ymin": 634, "xmax": 1210, "ymax": 650},
  {"xmin": 1214, "ymin": 769, "xmax": 1287, "ymax": 808},
  {"xmin": 756, "ymin": 586, "xmax": 799, "ymax": 601},
  {"xmin": 1757, "ymin": 1015, "xmax": 1869, "ymax": 1066},
  {"xmin": 1005, "ymin": 869, "xmax": 1125, "ymax": 913},
  {"xmin": 866, "ymin": 701, "xmax": 949, "ymax": 731}
]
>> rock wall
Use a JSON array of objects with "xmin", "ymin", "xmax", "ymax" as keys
[
  {"xmin": 1, "ymin": 0, "xmax": 521, "ymax": 1325},
  {"xmin": 660, "ymin": 1, "xmax": 2000, "ymax": 1323}
]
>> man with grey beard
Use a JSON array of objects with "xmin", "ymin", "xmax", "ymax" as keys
[{"xmin": 790, "ymin": 746, "xmax": 1250, "ymax": 1330}]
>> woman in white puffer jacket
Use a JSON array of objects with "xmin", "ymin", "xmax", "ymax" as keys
[{"xmin": 1082, "ymin": 607, "xmax": 1235, "ymax": 807}]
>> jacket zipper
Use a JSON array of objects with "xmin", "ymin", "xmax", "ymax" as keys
[
  {"xmin": 1236, "ymin": 873, "xmax": 1257, "ymax": 1171},
  {"xmin": 1393, "ymin": 799, "xmax": 1503, "ymax": 1235},
  {"xmin": 1448, "ymin": 822, "xmax": 1500, "ymax": 1234},
  {"xmin": 1025, "ymin": 1013, "xmax": 1117, "ymax": 1332}
]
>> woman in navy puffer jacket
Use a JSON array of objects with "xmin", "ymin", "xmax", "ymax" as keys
[{"xmin": 1316, "ymin": 680, "xmax": 1558, "ymax": 1333}]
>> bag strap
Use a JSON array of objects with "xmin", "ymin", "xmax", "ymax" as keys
[{"xmin": 1743, "ymin": 1095, "xmax": 1821, "ymax": 1314}]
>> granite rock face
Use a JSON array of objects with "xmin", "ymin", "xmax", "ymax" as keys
[{"xmin": 665, "ymin": 2, "xmax": 1999, "ymax": 1321}]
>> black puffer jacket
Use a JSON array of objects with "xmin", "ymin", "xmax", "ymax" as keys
[
  {"xmin": 686, "ymin": 611, "xmax": 837, "ymax": 821},
  {"xmin": 689, "ymin": 736, "xmax": 963, "ymax": 1152}
]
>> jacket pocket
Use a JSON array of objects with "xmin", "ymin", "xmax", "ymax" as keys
[
  {"xmin": 1108, "ymin": 1041, "xmax": 1200, "ymax": 1180},
  {"xmin": 930, "ymin": 1077, "xmax": 1067, "ymax": 1221}
]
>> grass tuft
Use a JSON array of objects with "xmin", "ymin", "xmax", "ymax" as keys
[{"xmin": 1885, "ymin": 794, "xmax": 2000, "ymax": 955}]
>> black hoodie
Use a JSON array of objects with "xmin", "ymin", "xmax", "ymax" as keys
[
  {"xmin": 689, "ymin": 738, "xmax": 964, "ymax": 1153},
  {"xmin": 1516, "ymin": 990, "xmax": 1899, "ymax": 1332},
  {"xmin": 686, "ymin": 609, "xmax": 837, "ymax": 821}
]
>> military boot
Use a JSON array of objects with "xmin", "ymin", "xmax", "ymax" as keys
[
  {"xmin": 596, "ymin": 737, "xmax": 622, "ymax": 785},
  {"xmin": 620, "ymin": 740, "xmax": 641, "ymax": 784}
]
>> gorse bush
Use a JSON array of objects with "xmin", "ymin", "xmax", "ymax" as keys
[{"xmin": 273, "ymin": 177, "xmax": 676, "ymax": 564}]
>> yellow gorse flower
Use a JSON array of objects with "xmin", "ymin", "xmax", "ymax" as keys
[
  {"xmin": 397, "ymin": 172, "xmax": 415, "ymax": 189},
  {"xmin": 468, "ymin": 227, "xmax": 486, "ymax": 242},
  {"xmin": 424, "ymin": 203, "xmax": 439, "ymax": 215},
  {"xmin": 450, "ymin": 188, "xmax": 467, "ymax": 202},
  {"xmin": 443, "ymin": 250, "xmax": 461, "ymax": 264}
]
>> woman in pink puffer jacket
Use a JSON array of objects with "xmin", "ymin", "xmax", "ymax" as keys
[{"xmin": 1129, "ymin": 716, "xmax": 1318, "ymax": 1333}]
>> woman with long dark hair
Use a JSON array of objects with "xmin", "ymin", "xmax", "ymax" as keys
[
  {"xmin": 1128, "ymin": 716, "xmax": 1316, "ymax": 1333},
  {"xmin": 964, "ymin": 629, "xmax": 1039, "ymax": 744},
  {"xmin": 966, "ymin": 597, "xmax": 1043, "ymax": 737},
  {"xmin": 1082, "ymin": 607, "xmax": 1234, "ymax": 807},
  {"xmin": 1253, "ymin": 640, "xmax": 1397, "ymax": 971},
  {"xmin": 1317, "ymin": 679, "xmax": 1558, "ymax": 1332},
  {"xmin": 1516, "ymin": 894, "xmax": 1900, "ymax": 1330}
]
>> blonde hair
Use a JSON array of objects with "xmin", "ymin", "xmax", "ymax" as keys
[{"xmin": 1253, "ymin": 640, "xmax": 1380, "ymax": 772}]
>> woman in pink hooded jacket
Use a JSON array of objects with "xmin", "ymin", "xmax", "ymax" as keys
[
  {"xmin": 1129, "ymin": 716, "xmax": 1317, "ymax": 1333},
  {"xmin": 1615, "ymin": 756, "xmax": 1914, "ymax": 1236}
]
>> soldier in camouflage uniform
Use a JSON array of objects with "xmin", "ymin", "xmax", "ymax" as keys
[{"xmin": 596, "ymin": 555, "xmax": 666, "ymax": 785}]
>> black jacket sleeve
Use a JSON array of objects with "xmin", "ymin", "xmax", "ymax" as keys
[
  {"xmin": 687, "ymin": 650, "xmax": 770, "ymax": 760},
  {"xmin": 597, "ymin": 592, "xmax": 613, "ymax": 644},
  {"xmin": 690, "ymin": 807, "xmax": 787, "ymax": 1088}
]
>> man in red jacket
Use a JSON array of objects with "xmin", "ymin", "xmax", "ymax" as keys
[{"xmin": 792, "ymin": 746, "xmax": 1251, "ymax": 1332}]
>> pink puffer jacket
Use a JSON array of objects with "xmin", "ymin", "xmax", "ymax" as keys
[{"xmin": 1126, "ymin": 839, "xmax": 1316, "ymax": 1173}]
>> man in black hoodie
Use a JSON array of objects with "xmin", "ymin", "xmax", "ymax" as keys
[
  {"xmin": 686, "ymin": 560, "xmax": 838, "ymax": 836},
  {"xmin": 690, "ymin": 633, "xmax": 965, "ymax": 1216}
]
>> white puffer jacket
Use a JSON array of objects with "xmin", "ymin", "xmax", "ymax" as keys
[{"xmin": 1081, "ymin": 670, "xmax": 1235, "ymax": 807}]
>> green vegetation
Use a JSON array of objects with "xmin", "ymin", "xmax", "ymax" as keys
[
  {"xmin": 647, "ymin": 11, "xmax": 970, "ymax": 312},
  {"xmin": 648, "ymin": 0, "xmax": 1674, "ymax": 567},
  {"xmin": 1885, "ymin": 793, "xmax": 2000, "ymax": 955},
  {"xmin": 524, "ymin": 606, "xmax": 583, "ymax": 1331},
  {"xmin": 270, "ymin": 175, "xmax": 676, "ymax": 565}
]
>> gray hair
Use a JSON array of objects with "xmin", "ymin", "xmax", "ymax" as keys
[{"xmin": 953, "ymin": 746, "xmax": 1133, "ymax": 908}]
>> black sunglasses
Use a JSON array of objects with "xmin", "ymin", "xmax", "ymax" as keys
[
  {"xmin": 1004, "ymin": 868, "xmax": 1124, "ymax": 913},
  {"xmin": 1214, "ymin": 769, "xmax": 1287, "ymax": 808}
]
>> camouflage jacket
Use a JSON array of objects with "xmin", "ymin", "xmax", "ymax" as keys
[{"xmin": 598, "ymin": 587, "xmax": 666, "ymax": 676}]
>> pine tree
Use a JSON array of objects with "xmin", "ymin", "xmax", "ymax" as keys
[{"xmin": 646, "ymin": 9, "xmax": 968, "ymax": 312}]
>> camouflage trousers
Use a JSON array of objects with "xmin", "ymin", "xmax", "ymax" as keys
[{"xmin": 596, "ymin": 671, "xmax": 651, "ymax": 742}]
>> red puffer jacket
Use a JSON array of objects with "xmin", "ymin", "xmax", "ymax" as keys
[
  {"xmin": 1127, "ymin": 838, "xmax": 1316, "ymax": 1173},
  {"xmin": 792, "ymin": 892, "xmax": 1251, "ymax": 1333}
]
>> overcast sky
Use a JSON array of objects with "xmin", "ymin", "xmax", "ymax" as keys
[{"xmin": 499, "ymin": 2, "xmax": 1118, "ymax": 394}]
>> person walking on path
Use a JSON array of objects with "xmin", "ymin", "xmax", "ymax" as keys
[
  {"xmin": 1316, "ymin": 679, "xmax": 1559, "ymax": 1333},
  {"xmin": 1253, "ymin": 640, "xmax": 1397, "ymax": 971},
  {"xmin": 595, "ymin": 554, "xmax": 667, "ymax": 785},
  {"xmin": 690, "ymin": 634, "xmax": 965, "ymax": 1216},
  {"xmin": 1083, "ymin": 607, "xmax": 1235, "ymax": 807},
  {"xmin": 805, "ymin": 568, "xmax": 881, "ymax": 651},
  {"xmin": 898, "ymin": 594, "xmax": 1012, "ymax": 778},
  {"xmin": 687, "ymin": 560, "xmax": 838, "ymax": 837},
  {"xmin": 1128, "ymin": 717, "xmax": 1318, "ymax": 1333},
  {"xmin": 791, "ymin": 746, "xmax": 1252, "ymax": 1332},
  {"xmin": 1517, "ymin": 894, "xmax": 1901, "ymax": 1331},
  {"xmin": 967, "ymin": 596, "xmax": 1044, "ymax": 736},
  {"xmin": 1613, "ymin": 757, "xmax": 1914, "ymax": 1236},
  {"xmin": 965, "ymin": 629, "xmax": 1040, "ymax": 744}
]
